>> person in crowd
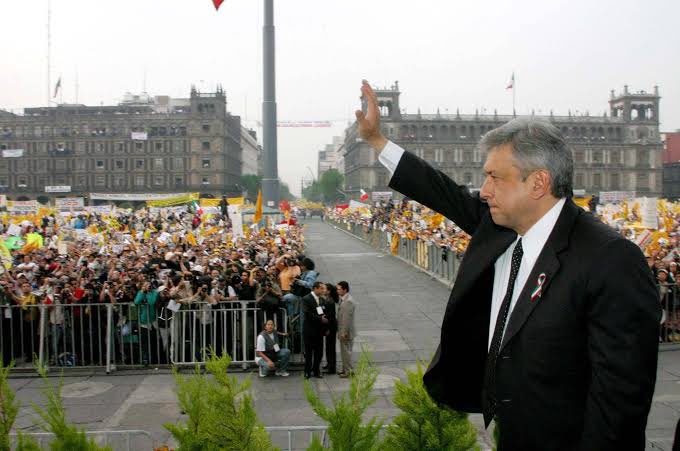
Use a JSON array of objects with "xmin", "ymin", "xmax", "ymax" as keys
[
  {"xmin": 336, "ymin": 281, "xmax": 355, "ymax": 378},
  {"xmin": 322, "ymin": 282, "xmax": 338, "ymax": 374},
  {"xmin": 355, "ymin": 80, "xmax": 660, "ymax": 450},
  {"xmin": 301, "ymin": 281, "xmax": 328, "ymax": 379},
  {"xmin": 255, "ymin": 319, "xmax": 290, "ymax": 377},
  {"xmin": 134, "ymin": 281, "xmax": 158, "ymax": 366}
]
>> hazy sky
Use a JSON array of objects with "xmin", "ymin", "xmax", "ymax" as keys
[{"xmin": 1, "ymin": 0, "xmax": 679, "ymax": 195}]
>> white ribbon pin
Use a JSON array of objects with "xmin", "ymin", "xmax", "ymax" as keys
[{"xmin": 530, "ymin": 273, "xmax": 547, "ymax": 302}]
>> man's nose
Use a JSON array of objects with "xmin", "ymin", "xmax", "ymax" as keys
[{"xmin": 479, "ymin": 177, "xmax": 492, "ymax": 201}]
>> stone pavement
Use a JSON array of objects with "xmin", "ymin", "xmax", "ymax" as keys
[{"xmin": 7, "ymin": 218, "xmax": 680, "ymax": 450}]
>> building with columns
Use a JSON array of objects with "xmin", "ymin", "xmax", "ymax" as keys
[
  {"xmin": 0, "ymin": 86, "xmax": 256, "ymax": 203},
  {"xmin": 343, "ymin": 82, "xmax": 663, "ymax": 198}
]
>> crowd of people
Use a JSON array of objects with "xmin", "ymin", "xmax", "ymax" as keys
[
  {"xmin": 327, "ymin": 197, "xmax": 680, "ymax": 342},
  {"xmin": 0, "ymin": 204, "xmax": 355, "ymax": 375}
]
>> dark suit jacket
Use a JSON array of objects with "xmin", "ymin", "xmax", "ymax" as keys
[
  {"xmin": 302, "ymin": 293, "xmax": 325, "ymax": 339},
  {"xmin": 390, "ymin": 150, "xmax": 660, "ymax": 451}
]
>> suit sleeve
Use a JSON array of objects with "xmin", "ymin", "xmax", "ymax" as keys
[
  {"xmin": 579, "ymin": 238, "xmax": 661, "ymax": 450},
  {"xmin": 389, "ymin": 150, "xmax": 488, "ymax": 235}
]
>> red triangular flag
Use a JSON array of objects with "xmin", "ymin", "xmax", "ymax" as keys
[{"xmin": 212, "ymin": 0, "xmax": 224, "ymax": 11}]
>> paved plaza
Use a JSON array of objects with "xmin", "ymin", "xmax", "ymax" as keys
[{"xmin": 7, "ymin": 218, "xmax": 680, "ymax": 450}]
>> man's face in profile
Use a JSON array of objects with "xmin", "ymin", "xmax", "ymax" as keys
[{"xmin": 480, "ymin": 144, "xmax": 534, "ymax": 231}]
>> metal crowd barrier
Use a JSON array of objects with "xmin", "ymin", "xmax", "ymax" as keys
[
  {"xmin": 329, "ymin": 219, "xmax": 460, "ymax": 284},
  {"xmin": 660, "ymin": 283, "xmax": 680, "ymax": 344},
  {"xmin": 169, "ymin": 302, "xmax": 288, "ymax": 369},
  {"xmin": 9, "ymin": 429, "xmax": 154, "ymax": 450},
  {"xmin": 1, "ymin": 301, "xmax": 291, "ymax": 373}
]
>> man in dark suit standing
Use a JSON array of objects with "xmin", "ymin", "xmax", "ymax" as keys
[
  {"xmin": 302, "ymin": 282, "xmax": 328, "ymax": 379},
  {"xmin": 354, "ymin": 80, "xmax": 661, "ymax": 450}
]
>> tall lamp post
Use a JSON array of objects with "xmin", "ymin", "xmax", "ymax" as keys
[{"xmin": 261, "ymin": 0, "xmax": 280, "ymax": 210}]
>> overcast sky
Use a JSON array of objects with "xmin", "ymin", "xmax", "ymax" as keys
[{"xmin": 1, "ymin": 0, "xmax": 679, "ymax": 196}]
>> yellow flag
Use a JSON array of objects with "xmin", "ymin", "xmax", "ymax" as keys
[
  {"xmin": 186, "ymin": 232, "xmax": 197, "ymax": 247},
  {"xmin": 0, "ymin": 240, "xmax": 12, "ymax": 269},
  {"xmin": 254, "ymin": 190, "xmax": 263, "ymax": 223}
]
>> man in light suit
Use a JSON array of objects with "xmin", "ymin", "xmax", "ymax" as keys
[
  {"xmin": 354, "ymin": 80, "xmax": 660, "ymax": 450},
  {"xmin": 336, "ymin": 281, "xmax": 355, "ymax": 378}
]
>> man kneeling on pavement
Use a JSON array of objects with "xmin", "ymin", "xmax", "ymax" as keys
[{"xmin": 255, "ymin": 319, "xmax": 290, "ymax": 377}]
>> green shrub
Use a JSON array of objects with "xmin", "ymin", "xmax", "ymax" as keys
[
  {"xmin": 304, "ymin": 350, "xmax": 384, "ymax": 451},
  {"xmin": 30, "ymin": 365, "xmax": 111, "ymax": 451},
  {"xmin": 164, "ymin": 353, "xmax": 277, "ymax": 451},
  {"xmin": 382, "ymin": 362, "xmax": 479, "ymax": 451}
]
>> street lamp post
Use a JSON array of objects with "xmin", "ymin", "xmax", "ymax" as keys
[{"xmin": 261, "ymin": 0, "xmax": 280, "ymax": 210}]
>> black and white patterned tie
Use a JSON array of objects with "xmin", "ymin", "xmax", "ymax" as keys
[{"xmin": 483, "ymin": 238, "xmax": 523, "ymax": 427}]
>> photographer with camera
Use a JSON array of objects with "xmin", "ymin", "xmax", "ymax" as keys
[{"xmin": 133, "ymin": 281, "xmax": 159, "ymax": 366}]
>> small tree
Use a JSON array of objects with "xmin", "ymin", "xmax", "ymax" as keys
[
  {"xmin": 382, "ymin": 362, "xmax": 479, "ymax": 451},
  {"xmin": 164, "ymin": 353, "xmax": 277, "ymax": 451},
  {"xmin": 30, "ymin": 365, "xmax": 111, "ymax": 451},
  {"xmin": 304, "ymin": 350, "xmax": 384, "ymax": 450},
  {"xmin": 0, "ymin": 360, "xmax": 41, "ymax": 451},
  {"xmin": 0, "ymin": 360, "xmax": 20, "ymax": 451}
]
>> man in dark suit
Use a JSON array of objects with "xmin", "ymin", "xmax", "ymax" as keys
[
  {"xmin": 354, "ymin": 80, "xmax": 661, "ymax": 450},
  {"xmin": 302, "ymin": 282, "xmax": 328, "ymax": 379}
]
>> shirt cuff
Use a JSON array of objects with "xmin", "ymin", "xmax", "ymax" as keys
[{"xmin": 378, "ymin": 140, "xmax": 405, "ymax": 175}]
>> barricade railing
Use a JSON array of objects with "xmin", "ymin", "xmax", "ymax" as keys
[
  {"xmin": 9, "ymin": 429, "xmax": 154, "ymax": 450},
  {"xmin": 2, "ymin": 301, "xmax": 293, "ymax": 373},
  {"xmin": 264, "ymin": 425, "xmax": 329, "ymax": 450},
  {"xmin": 660, "ymin": 283, "xmax": 680, "ymax": 344},
  {"xmin": 169, "ymin": 302, "xmax": 288, "ymax": 369},
  {"xmin": 329, "ymin": 218, "xmax": 460, "ymax": 284}
]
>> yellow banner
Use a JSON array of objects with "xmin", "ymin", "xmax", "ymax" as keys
[
  {"xmin": 147, "ymin": 193, "xmax": 199, "ymax": 208},
  {"xmin": 199, "ymin": 197, "xmax": 245, "ymax": 208}
]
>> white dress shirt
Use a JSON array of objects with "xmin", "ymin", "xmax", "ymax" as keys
[{"xmin": 377, "ymin": 140, "xmax": 566, "ymax": 350}]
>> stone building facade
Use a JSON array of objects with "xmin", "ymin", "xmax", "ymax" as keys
[
  {"xmin": 0, "ymin": 86, "xmax": 252, "ymax": 202},
  {"xmin": 343, "ymin": 83, "xmax": 663, "ymax": 198}
]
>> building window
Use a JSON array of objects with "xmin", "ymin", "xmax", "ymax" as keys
[
  {"xmin": 573, "ymin": 150, "xmax": 585, "ymax": 164},
  {"xmin": 114, "ymin": 176, "xmax": 125, "ymax": 187},
  {"xmin": 77, "ymin": 176, "xmax": 86, "ymax": 186},
  {"xmin": 202, "ymin": 159, "xmax": 211, "ymax": 169},
  {"xmin": 610, "ymin": 173, "xmax": 620, "ymax": 190},
  {"xmin": 95, "ymin": 175, "xmax": 105, "ymax": 186},
  {"xmin": 154, "ymin": 158, "xmax": 164, "ymax": 170},
  {"xmin": 154, "ymin": 176, "xmax": 164, "ymax": 186},
  {"xmin": 201, "ymin": 176, "xmax": 211, "ymax": 185},
  {"xmin": 115, "ymin": 160, "xmax": 124, "ymax": 169},
  {"xmin": 593, "ymin": 173, "xmax": 602, "ymax": 188},
  {"xmin": 173, "ymin": 158, "xmax": 183, "ymax": 170},
  {"xmin": 135, "ymin": 175, "xmax": 145, "ymax": 187},
  {"xmin": 135, "ymin": 142, "xmax": 143, "ymax": 150},
  {"xmin": 0, "ymin": 177, "xmax": 7, "ymax": 187},
  {"xmin": 155, "ymin": 142, "xmax": 163, "ymax": 151},
  {"xmin": 202, "ymin": 124, "xmax": 211, "ymax": 133},
  {"xmin": 202, "ymin": 141, "xmax": 210, "ymax": 150},
  {"xmin": 135, "ymin": 160, "xmax": 144, "ymax": 169},
  {"xmin": 463, "ymin": 172, "xmax": 473, "ymax": 185},
  {"xmin": 96, "ymin": 160, "xmax": 105, "ymax": 169},
  {"xmin": 574, "ymin": 173, "xmax": 584, "ymax": 188},
  {"xmin": 592, "ymin": 150, "xmax": 602, "ymax": 163},
  {"xmin": 18, "ymin": 177, "xmax": 28, "ymax": 187},
  {"xmin": 463, "ymin": 150, "xmax": 473, "ymax": 163},
  {"xmin": 636, "ymin": 172, "xmax": 649, "ymax": 192},
  {"xmin": 117, "ymin": 142, "xmax": 125, "ymax": 152},
  {"xmin": 175, "ymin": 176, "xmax": 184, "ymax": 186}
]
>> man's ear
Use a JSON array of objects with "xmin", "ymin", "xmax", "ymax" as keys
[{"xmin": 529, "ymin": 170, "xmax": 552, "ymax": 200}]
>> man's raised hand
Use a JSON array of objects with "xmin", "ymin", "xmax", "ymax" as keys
[{"xmin": 355, "ymin": 80, "xmax": 387, "ymax": 152}]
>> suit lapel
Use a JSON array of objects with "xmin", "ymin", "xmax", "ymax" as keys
[
  {"xmin": 451, "ymin": 217, "xmax": 516, "ymax": 301},
  {"xmin": 499, "ymin": 200, "xmax": 581, "ymax": 352}
]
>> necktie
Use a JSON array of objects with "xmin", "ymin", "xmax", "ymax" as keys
[{"xmin": 483, "ymin": 238, "xmax": 523, "ymax": 427}]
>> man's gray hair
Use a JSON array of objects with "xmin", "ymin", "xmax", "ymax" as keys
[{"xmin": 479, "ymin": 118, "xmax": 573, "ymax": 198}]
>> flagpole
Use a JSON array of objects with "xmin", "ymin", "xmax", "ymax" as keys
[
  {"xmin": 47, "ymin": 0, "xmax": 51, "ymax": 106},
  {"xmin": 513, "ymin": 73, "xmax": 516, "ymax": 116}
]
